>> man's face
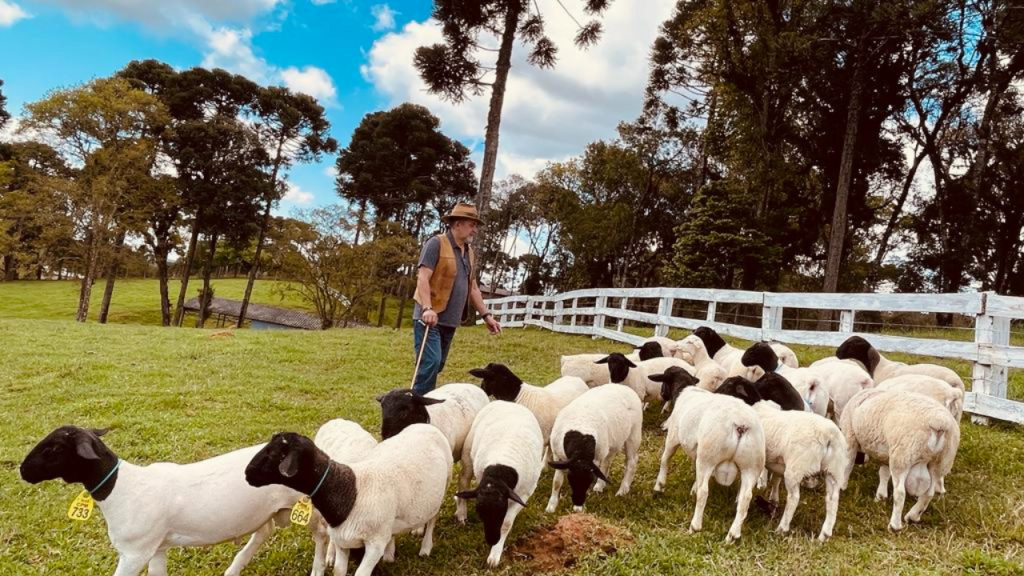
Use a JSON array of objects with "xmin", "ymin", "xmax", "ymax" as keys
[{"xmin": 451, "ymin": 219, "xmax": 480, "ymax": 244}]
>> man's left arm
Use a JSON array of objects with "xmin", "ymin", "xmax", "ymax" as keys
[{"xmin": 469, "ymin": 278, "xmax": 502, "ymax": 334}]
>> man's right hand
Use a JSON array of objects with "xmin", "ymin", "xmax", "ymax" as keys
[{"xmin": 421, "ymin": 309, "xmax": 439, "ymax": 326}]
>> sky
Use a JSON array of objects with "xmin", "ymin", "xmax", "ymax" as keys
[{"xmin": 0, "ymin": 0, "xmax": 680, "ymax": 227}]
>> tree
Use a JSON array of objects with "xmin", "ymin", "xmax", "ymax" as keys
[
  {"xmin": 0, "ymin": 79, "xmax": 9, "ymax": 132},
  {"xmin": 236, "ymin": 86, "xmax": 338, "ymax": 328},
  {"xmin": 414, "ymin": 0, "xmax": 615, "ymax": 220},
  {"xmin": 335, "ymin": 103, "xmax": 476, "ymax": 241},
  {"xmin": 22, "ymin": 78, "xmax": 168, "ymax": 322},
  {"xmin": 277, "ymin": 206, "xmax": 418, "ymax": 328}
]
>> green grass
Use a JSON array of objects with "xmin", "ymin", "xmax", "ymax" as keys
[{"xmin": 1, "ymin": 317, "xmax": 1023, "ymax": 576}]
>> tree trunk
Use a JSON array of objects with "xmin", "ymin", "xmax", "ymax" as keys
[
  {"xmin": 172, "ymin": 221, "xmax": 202, "ymax": 327},
  {"xmin": 98, "ymin": 231, "xmax": 127, "ymax": 324},
  {"xmin": 866, "ymin": 147, "xmax": 926, "ymax": 288},
  {"xmin": 196, "ymin": 233, "xmax": 219, "ymax": 328},
  {"xmin": 478, "ymin": 2, "xmax": 520, "ymax": 220},
  {"xmin": 237, "ymin": 139, "xmax": 286, "ymax": 328},
  {"xmin": 155, "ymin": 243, "xmax": 172, "ymax": 326},
  {"xmin": 76, "ymin": 227, "xmax": 103, "ymax": 323},
  {"xmin": 823, "ymin": 63, "xmax": 863, "ymax": 295},
  {"xmin": 354, "ymin": 199, "xmax": 367, "ymax": 246}
]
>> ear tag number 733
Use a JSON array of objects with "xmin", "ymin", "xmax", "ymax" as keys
[{"xmin": 68, "ymin": 491, "xmax": 95, "ymax": 521}]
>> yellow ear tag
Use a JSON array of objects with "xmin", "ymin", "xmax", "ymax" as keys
[
  {"xmin": 68, "ymin": 490, "xmax": 95, "ymax": 521},
  {"xmin": 290, "ymin": 497, "xmax": 313, "ymax": 526}
]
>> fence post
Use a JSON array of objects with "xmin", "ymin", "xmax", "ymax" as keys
[
  {"xmin": 524, "ymin": 298, "xmax": 534, "ymax": 326},
  {"xmin": 617, "ymin": 297, "xmax": 628, "ymax": 332},
  {"xmin": 656, "ymin": 296, "xmax": 673, "ymax": 338},
  {"xmin": 554, "ymin": 299, "xmax": 564, "ymax": 327},
  {"xmin": 762, "ymin": 302, "xmax": 782, "ymax": 341},
  {"xmin": 593, "ymin": 295, "xmax": 607, "ymax": 339},
  {"xmin": 972, "ymin": 292, "xmax": 1010, "ymax": 425},
  {"xmin": 706, "ymin": 300, "xmax": 717, "ymax": 323},
  {"xmin": 571, "ymin": 298, "xmax": 578, "ymax": 327},
  {"xmin": 839, "ymin": 310, "xmax": 856, "ymax": 333}
]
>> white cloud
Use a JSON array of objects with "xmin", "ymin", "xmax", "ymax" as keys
[
  {"xmin": 370, "ymin": 4, "xmax": 397, "ymax": 31},
  {"xmin": 0, "ymin": 0, "xmax": 28, "ymax": 27},
  {"xmin": 324, "ymin": 165, "xmax": 339, "ymax": 178},
  {"xmin": 195, "ymin": 23, "xmax": 274, "ymax": 83},
  {"xmin": 282, "ymin": 181, "xmax": 315, "ymax": 206},
  {"xmin": 311, "ymin": 0, "xmax": 336, "ymax": 4},
  {"xmin": 362, "ymin": 1, "xmax": 678, "ymax": 181},
  {"xmin": 281, "ymin": 66, "xmax": 338, "ymax": 106}
]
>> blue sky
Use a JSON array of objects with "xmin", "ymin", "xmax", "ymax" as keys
[{"xmin": 0, "ymin": 0, "xmax": 680, "ymax": 226}]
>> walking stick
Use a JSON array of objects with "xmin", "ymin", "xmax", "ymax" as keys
[{"xmin": 410, "ymin": 321, "xmax": 431, "ymax": 389}]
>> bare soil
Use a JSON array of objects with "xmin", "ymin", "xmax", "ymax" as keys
[{"xmin": 507, "ymin": 512, "xmax": 634, "ymax": 573}]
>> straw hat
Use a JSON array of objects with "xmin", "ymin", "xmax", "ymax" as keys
[{"xmin": 441, "ymin": 202, "xmax": 485, "ymax": 225}]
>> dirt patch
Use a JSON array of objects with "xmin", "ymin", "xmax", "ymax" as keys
[
  {"xmin": 209, "ymin": 330, "xmax": 235, "ymax": 338},
  {"xmin": 507, "ymin": 512, "xmax": 634, "ymax": 573}
]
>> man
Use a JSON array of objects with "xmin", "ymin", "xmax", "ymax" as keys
[{"xmin": 412, "ymin": 202, "xmax": 502, "ymax": 395}]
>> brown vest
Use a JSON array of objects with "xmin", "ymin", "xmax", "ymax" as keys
[{"xmin": 419, "ymin": 233, "xmax": 475, "ymax": 313}]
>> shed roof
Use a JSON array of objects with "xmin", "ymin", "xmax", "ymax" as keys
[{"xmin": 183, "ymin": 297, "xmax": 323, "ymax": 330}]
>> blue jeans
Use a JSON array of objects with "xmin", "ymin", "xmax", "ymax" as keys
[{"xmin": 412, "ymin": 321, "xmax": 457, "ymax": 395}]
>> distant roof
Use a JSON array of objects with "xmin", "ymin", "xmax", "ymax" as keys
[
  {"xmin": 479, "ymin": 284, "xmax": 513, "ymax": 297},
  {"xmin": 183, "ymin": 297, "xmax": 323, "ymax": 330}
]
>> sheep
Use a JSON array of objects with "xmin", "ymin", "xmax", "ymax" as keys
[
  {"xmin": 687, "ymin": 327, "xmax": 800, "ymax": 374},
  {"xmin": 19, "ymin": 426, "xmax": 311, "ymax": 576},
  {"xmin": 376, "ymin": 383, "xmax": 489, "ymax": 463},
  {"xmin": 468, "ymin": 363, "xmax": 588, "ymax": 455},
  {"xmin": 674, "ymin": 334, "xmax": 731, "ymax": 391},
  {"xmin": 836, "ymin": 335, "xmax": 966, "ymax": 391},
  {"xmin": 648, "ymin": 369, "xmax": 766, "ymax": 542},
  {"xmin": 741, "ymin": 343, "xmax": 867, "ymax": 418},
  {"xmin": 594, "ymin": 352, "xmax": 690, "ymax": 406},
  {"xmin": 245, "ymin": 423, "xmax": 453, "ymax": 576},
  {"xmin": 640, "ymin": 336, "xmax": 679, "ymax": 359},
  {"xmin": 309, "ymin": 419, "xmax": 380, "ymax": 576},
  {"xmin": 839, "ymin": 388, "xmax": 960, "ymax": 531},
  {"xmin": 559, "ymin": 353, "xmax": 613, "ymax": 387},
  {"xmin": 634, "ymin": 340, "xmax": 666, "ymax": 361},
  {"xmin": 454, "ymin": 401, "xmax": 545, "ymax": 567},
  {"xmin": 875, "ymin": 374, "xmax": 964, "ymax": 422},
  {"xmin": 545, "ymin": 384, "xmax": 643, "ymax": 513},
  {"xmin": 751, "ymin": 401, "xmax": 849, "ymax": 542},
  {"xmin": 715, "ymin": 373, "xmax": 806, "ymax": 412}
]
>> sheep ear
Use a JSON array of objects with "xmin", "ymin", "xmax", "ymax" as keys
[
  {"xmin": 455, "ymin": 489, "xmax": 478, "ymax": 500},
  {"xmin": 75, "ymin": 435, "xmax": 101, "ymax": 461},
  {"xmin": 867, "ymin": 348, "xmax": 880, "ymax": 375},
  {"xmin": 279, "ymin": 451, "xmax": 300, "ymax": 478},
  {"xmin": 625, "ymin": 358, "xmax": 637, "ymax": 368},
  {"xmin": 416, "ymin": 396, "xmax": 445, "ymax": 406},
  {"xmin": 375, "ymin": 394, "xmax": 385, "ymax": 404},
  {"xmin": 468, "ymin": 368, "xmax": 490, "ymax": 379},
  {"xmin": 648, "ymin": 373, "xmax": 666, "ymax": 383},
  {"xmin": 594, "ymin": 356, "xmax": 610, "ymax": 365},
  {"xmin": 590, "ymin": 463, "xmax": 610, "ymax": 483},
  {"xmin": 548, "ymin": 460, "xmax": 572, "ymax": 470},
  {"xmin": 505, "ymin": 487, "xmax": 527, "ymax": 507},
  {"xmin": 90, "ymin": 428, "xmax": 110, "ymax": 437}
]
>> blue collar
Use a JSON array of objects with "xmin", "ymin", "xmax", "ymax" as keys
[
  {"xmin": 309, "ymin": 463, "xmax": 331, "ymax": 498},
  {"xmin": 89, "ymin": 459, "xmax": 122, "ymax": 495}
]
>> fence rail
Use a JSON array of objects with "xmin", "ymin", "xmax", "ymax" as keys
[{"xmin": 482, "ymin": 288, "xmax": 1024, "ymax": 425}]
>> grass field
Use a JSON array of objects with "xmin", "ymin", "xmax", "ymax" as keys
[{"xmin": 1, "ymin": 280, "xmax": 1023, "ymax": 575}]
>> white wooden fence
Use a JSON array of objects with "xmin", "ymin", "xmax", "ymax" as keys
[{"xmin": 483, "ymin": 288, "xmax": 1024, "ymax": 425}]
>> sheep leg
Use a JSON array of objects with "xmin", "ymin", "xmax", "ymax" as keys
[
  {"xmin": 875, "ymin": 465, "xmax": 891, "ymax": 501},
  {"xmin": 419, "ymin": 514, "xmax": 439, "ymax": 556},
  {"xmin": 617, "ymin": 430, "xmax": 641, "ymax": 497},
  {"xmin": 224, "ymin": 520, "xmax": 274, "ymax": 576},
  {"xmin": 888, "ymin": 465, "xmax": 909, "ymax": 531},
  {"xmin": 325, "ymin": 538, "xmax": 336, "ymax": 569},
  {"xmin": 352, "ymin": 539, "xmax": 387, "ymax": 576},
  {"xmin": 383, "ymin": 537, "xmax": 396, "ymax": 563},
  {"xmin": 455, "ymin": 463, "xmax": 475, "ymax": 524},
  {"xmin": 726, "ymin": 466, "xmax": 758, "ymax": 543},
  {"xmin": 331, "ymin": 546, "xmax": 349, "ymax": 576},
  {"xmin": 486, "ymin": 501, "xmax": 523, "ymax": 568},
  {"xmin": 308, "ymin": 520, "xmax": 330, "ymax": 576},
  {"xmin": 546, "ymin": 469, "xmax": 565, "ymax": 513},
  {"xmin": 147, "ymin": 549, "xmax": 169, "ymax": 576},
  {"xmin": 654, "ymin": 435, "xmax": 680, "ymax": 492},
  {"xmin": 818, "ymin": 473, "xmax": 841, "ymax": 542},
  {"xmin": 594, "ymin": 455, "xmax": 612, "ymax": 493},
  {"xmin": 776, "ymin": 474, "xmax": 801, "ymax": 534},
  {"xmin": 904, "ymin": 462, "xmax": 940, "ymax": 524},
  {"xmin": 112, "ymin": 553, "xmax": 151, "ymax": 576},
  {"xmin": 689, "ymin": 460, "xmax": 716, "ymax": 534},
  {"xmin": 841, "ymin": 438, "xmax": 860, "ymax": 491}
]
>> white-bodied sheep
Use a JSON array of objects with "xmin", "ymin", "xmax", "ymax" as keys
[
  {"xmin": 742, "ymin": 343, "xmax": 873, "ymax": 420},
  {"xmin": 674, "ymin": 334, "xmax": 729, "ymax": 391},
  {"xmin": 641, "ymin": 336, "xmax": 680, "ymax": 359},
  {"xmin": 310, "ymin": 419, "xmax": 380, "ymax": 576},
  {"xmin": 649, "ymin": 370, "xmax": 766, "ymax": 542},
  {"xmin": 559, "ymin": 353, "xmax": 613, "ymax": 387},
  {"xmin": 19, "ymin": 426, "xmax": 311, "ymax": 576},
  {"xmin": 245, "ymin": 423, "xmax": 454, "ymax": 576},
  {"xmin": 876, "ymin": 374, "xmax": 964, "ymax": 422},
  {"xmin": 469, "ymin": 363, "xmax": 588, "ymax": 453},
  {"xmin": 837, "ymin": 336, "xmax": 966, "ymax": 391},
  {"xmin": 377, "ymin": 383, "xmax": 489, "ymax": 462},
  {"xmin": 455, "ymin": 401, "xmax": 545, "ymax": 567},
  {"xmin": 546, "ymin": 384, "xmax": 643, "ymax": 513},
  {"xmin": 752, "ymin": 401, "xmax": 849, "ymax": 541},
  {"xmin": 839, "ymin": 388, "xmax": 960, "ymax": 531}
]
